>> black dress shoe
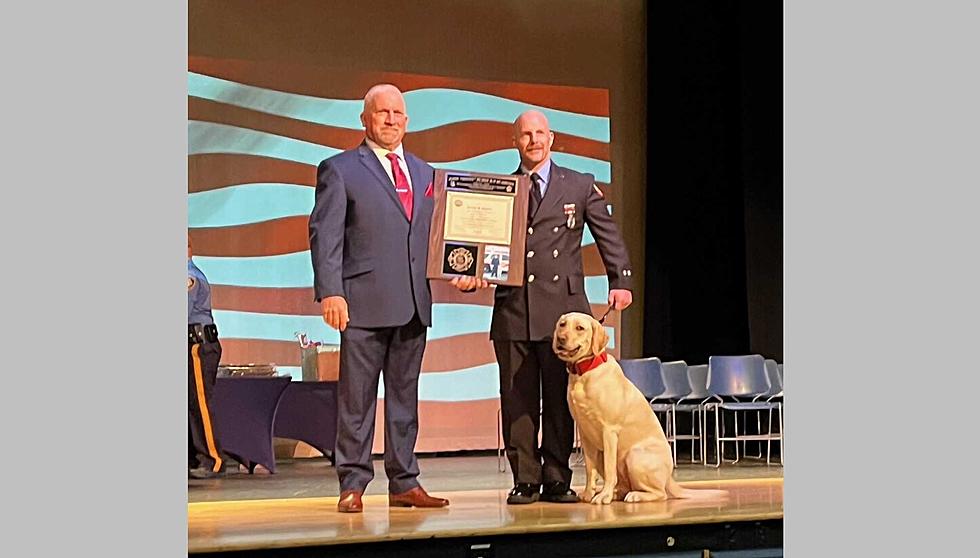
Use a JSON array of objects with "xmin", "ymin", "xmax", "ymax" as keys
[
  {"xmin": 188, "ymin": 467, "xmax": 226, "ymax": 480},
  {"xmin": 540, "ymin": 482, "xmax": 578, "ymax": 503},
  {"xmin": 506, "ymin": 483, "xmax": 541, "ymax": 505}
]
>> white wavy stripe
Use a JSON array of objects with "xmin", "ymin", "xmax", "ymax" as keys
[
  {"xmin": 266, "ymin": 365, "xmax": 501, "ymax": 402},
  {"xmin": 188, "ymin": 183, "xmax": 313, "ymax": 228}
]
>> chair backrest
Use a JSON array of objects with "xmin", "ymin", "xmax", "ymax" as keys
[
  {"xmin": 707, "ymin": 355, "xmax": 770, "ymax": 399},
  {"xmin": 764, "ymin": 358, "xmax": 783, "ymax": 396},
  {"xmin": 619, "ymin": 357, "xmax": 665, "ymax": 400},
  {"xmin": 660, "ymin": 360, "xmax": 693, "ymax": 400},
  {"xmin": 777, "ymin": 363, "xmax": 784, "ymax": 386},
  {"xmin": 685, "ymin": 364, "xmax": 711, "ymax": 400}
]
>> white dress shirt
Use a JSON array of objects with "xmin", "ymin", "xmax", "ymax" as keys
[{"xmin": 365, "ymin": 137, "xmax": 414, "ymax": 192}]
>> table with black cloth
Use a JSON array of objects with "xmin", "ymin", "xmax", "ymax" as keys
[{"xmin": 212, "ymin": 377, "xmax": 339, "ymax": 474}]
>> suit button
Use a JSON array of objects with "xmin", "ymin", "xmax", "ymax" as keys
[
  {"xmin": 527, "ymin": 250, "xmax": 534, "ymax": 258},
  {"xmin": 553, "ymin": 226, "xmax": 559, "ymax": 233},
  {"xmin": 552, "ymin": 275, "xmax": 559, "ymax": 282},
  {"xmin": 528, "ymin": 274, "xmax": 536, "ymax": 282},
  {"xmin": 528, "ymin": 226, "xmax": 534, "ymax": 235},
  {"xmin": 553, "ymin": 249, "xmax": 559, "ymax": 258}
]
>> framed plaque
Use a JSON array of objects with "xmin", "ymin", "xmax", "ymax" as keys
[{"xmin": 427, "ymin": 169, "xmax": 530, "ymax": 287}]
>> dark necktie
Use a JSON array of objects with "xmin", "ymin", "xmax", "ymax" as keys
[
  {"xmin": 386, "ymin": 152, "xmax": 413, "ymax": 221},
  {"xmin": 529, "ymin": 172, "xmax": 543, "ymax": 216}
]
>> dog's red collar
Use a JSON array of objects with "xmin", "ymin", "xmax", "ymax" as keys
[{"xmin": 569, "ymin": 352, "xmax": 608, "ymax": 376}]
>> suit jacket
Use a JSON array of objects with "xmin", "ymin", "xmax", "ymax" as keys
[
  {"xmin": 309, "ymin": 142, "xmax": 435, "ymax": 328},
  {"xmin": 490, "ymin": 162, "xmax": 633, "ymax": 341}
]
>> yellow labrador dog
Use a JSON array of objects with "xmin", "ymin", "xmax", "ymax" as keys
[{"xmin": 553, "ymin": 312, "xmax": 727, "ymax": 504}]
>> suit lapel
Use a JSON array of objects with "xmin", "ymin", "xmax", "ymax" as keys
[
  {"xmin": 515, "ymin": 161, "xmax": 565, "ymax": 222},
  {"xmin": 406, "ymin": 153, "xmax": 426, "ymax": 223},
  {"xmin": 357, "ymin": 143, "xmax": 407, "ymax": 220},
  {"xmin": 536, "ymin": 161, "xmax": 566, "ymax": 222}
]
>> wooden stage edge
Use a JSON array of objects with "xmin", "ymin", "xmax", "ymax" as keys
[{"xmin": 188, "ymin": 478, "xmax": 783, "ymax": 554}]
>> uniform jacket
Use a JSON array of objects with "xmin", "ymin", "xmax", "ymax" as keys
[
  {"xmin": 309, "ymin": 142, "xmax": 435, "ymax": 328},
  {"xmin": 490, "ymin": 162, "xmax": 633, "ymax": 341}
]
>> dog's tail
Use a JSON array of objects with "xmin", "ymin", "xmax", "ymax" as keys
[{"xmin": 666, "ymin": 477, "xmax": 729, "ymax": 500}]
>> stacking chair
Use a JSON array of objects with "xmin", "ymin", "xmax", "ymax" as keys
[
  {"xmin": 744, "ymin": 359, "xmax": 785, "ymax": 459},
  {"xmin": 662, "ymin": 360, "xmax": 709, "ymax": 465},
  {"xmin": 658, "ymin": 361, "xmax": 695, "ymax": 465},
  {"xmin": 619, "ymin": 357, "xmax": 671, "ymax": 433},
  {"xmin": 705, "ymin": 355, "xmax": 782, "ymax": 467}
]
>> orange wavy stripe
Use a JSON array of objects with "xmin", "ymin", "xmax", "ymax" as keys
[
  {"xmin": 190, "ymin": 216, "xmax": 311, "ymax": 257},
  {"xmin": 189, "ymin": 154, "xmax": 314, "ymax": 193},
  {"xmin": 189, "ymin": 56, "xmax": 610, "ymax": 117}
]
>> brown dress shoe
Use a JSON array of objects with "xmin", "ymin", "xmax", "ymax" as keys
[
  {"xmin": 389, "ymin": 486, "xmax": 449, "ymax": 508},
  {"xmin": 337, "ymin": 490, "xmax": 364, "ymax": 513}
]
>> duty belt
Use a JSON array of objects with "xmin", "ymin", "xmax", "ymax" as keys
[{"xmin": 188, "ymin": 323, "xmax": 219, "ymax": 344}]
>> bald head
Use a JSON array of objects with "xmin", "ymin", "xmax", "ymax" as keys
[
  {"xmin": 361, "ymin": 84, "xmax": 408, "ymax": 150},
  {"xmin": 512, "ymin": 110, "xmax": 554, "ymax": 171}
]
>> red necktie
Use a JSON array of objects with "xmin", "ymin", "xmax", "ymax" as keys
[{"xmin": 386, "ymin": 152, "xmax": 413, "ymax": 221}]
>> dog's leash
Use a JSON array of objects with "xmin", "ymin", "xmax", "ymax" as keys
[{"xmin": 597, "ymin": 304, "xmax": 615, "ymax": 324}]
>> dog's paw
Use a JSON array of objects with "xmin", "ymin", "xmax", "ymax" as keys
[
  {"xmin": 623, "ymin": 491, "xmax": 645, "ymax": 503},
  {"xmin": 591, "ymin": 490, "xmax": 614, "ymax": 505},
  {"xmin": 580, "ymin": 489, "xmax": 596, "ymax": 503}
]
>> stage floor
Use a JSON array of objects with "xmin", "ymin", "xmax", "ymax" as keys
[{"xmin": 189, "ymin": 454, "xmax": 783, "ymax": 555}]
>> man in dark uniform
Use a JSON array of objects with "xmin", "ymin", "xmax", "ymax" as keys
[
  {"xmin": 188, "ymin": 234, "xmax": 225, "ymax": 479},
  {"xmin": 456, "ymin": 110, "xmax": 634, "ymax": 504}
]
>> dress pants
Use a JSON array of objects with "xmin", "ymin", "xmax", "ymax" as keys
[
  {"xmin": 494, "ymin": 339, "xmax": 574, "ymax": 485},
  {"xmin": 336, "ymin": 314, "xmax": 426, "ymax": 494}
]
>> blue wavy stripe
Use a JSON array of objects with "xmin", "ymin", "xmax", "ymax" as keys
[
  {"xmin": 195, "ymin": 251, "xmax": 610, "ymax": 305},
  {"xmin": 281, "ymin": 363, "xmax": 573, "ymax": 400},
  {"xmin": 188, "ymin": 121, "xmax": 340, "ymax": 163},
  {"xmin": 430, "ymin": 304, "xmax": 493, "ymax": 338},
  {"xmin": 188, "ymin": 121, "xmax": 611, "ymax": 182},
  {"xmin": 412, "ymin": 363, "xmax": 500, "ymax": 402},
  {"xmin": 186, "ymin": 182, "xmax": 598, "ymax": 244},
  {"xmin": 274, "ymin": 366, "xmax": 302, "ymax": 381},
  {"xmin": 188, "ymin": 72, "xmax": 610, "ymax": 142},
  {"xmin": 213, "ymin": 304, "xmax": 492, "ymax": 344},
  {"xmin": 188, "ymin": 184, "xmax": 313, "ymax": 228},
  {"xmin": 583, "ymin": 223, "xmax": 596, "ymax": 247},
  {"xmin": 585, "ymin": 276, "xmax": 610, "ymax": 306}
]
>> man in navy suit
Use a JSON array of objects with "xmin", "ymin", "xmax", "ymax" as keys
[{"xmin": 309, "ymin": 84, "xmax": 449, "ymax": 513}]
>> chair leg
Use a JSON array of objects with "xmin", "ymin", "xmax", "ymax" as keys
[
  {"xmin": 732, "ymin": 411, "xmax": 745, "ymax": 464},
  {"xmin": 670, "ymin": 406, "xmax": 678, "ymax": 466},
  {"xmin": 766, "ymin": 408, "xmax": 773, "ymax": 466},
  {"xmin": 497, "ymin": 407, "xmax": 505, "ymax": 473},
  {"xmin": 778, "ymin": 403, "xmax": 784, "ymax": 465},
  {"xmin": 713, "ymin": 405, "xmax": 722, "ymax": 468}
]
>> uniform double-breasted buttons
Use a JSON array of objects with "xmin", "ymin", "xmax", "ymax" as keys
[
  {"xmin": 528, "ymin": 274, "xmax": 536, "ymax": 283},
  {"xmin": 528, "ymin": 250, "xmax": 535, "ymax": 258}
]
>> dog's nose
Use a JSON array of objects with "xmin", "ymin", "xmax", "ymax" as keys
[{"xmin": 557, "ymin": 335, "xmax": 567, "ymax": 345}]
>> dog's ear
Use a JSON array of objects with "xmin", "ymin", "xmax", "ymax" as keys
[{"xmin": 590, "ymin": 317, "xmax": 609, "ymax": 356}]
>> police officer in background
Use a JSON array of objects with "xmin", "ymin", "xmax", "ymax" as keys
[{"xmin": 188, "ymin": 234, "xmax": 225, "ymax": 479}]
